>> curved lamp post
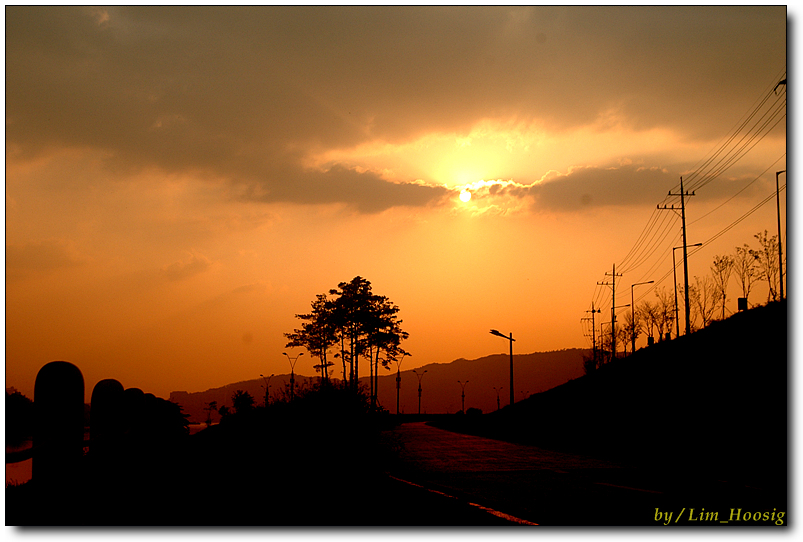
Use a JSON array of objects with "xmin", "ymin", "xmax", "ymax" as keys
[
  {"xmin": 490, "ymin": 329, "xmax": 515, "ymax": 407},
  {"xmin": 394, "ymin": 353, "xmax": 407, "ymax": 416},
  {"xmin": 457, "ymin": 380, "xmax": 469, "ymax": 413},
  {"xmin": 413, "ymin": 369, "xmax": 427, "ymax": 415},
  {"xmin": 283, "ymin": 352, "xmax": 304, "ymax": 402},
  {"xmin": 260, "ymin": 373, "xmax": 274, "ymax": 407},
  {"xmin": 493, "ymin": 386, "xmax": 503, "ymax": 411}
]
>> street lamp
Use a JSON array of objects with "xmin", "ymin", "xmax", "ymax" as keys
[
  {"xmin": 776, "ymin": 170, "xmax": 786, "ymax": 300},
  {"xmin": 393, "ymin": 353, "xmax": 407, "ymax": 416},
  {"xmin": 673, "ymin": 243, "xmax": 702, "ymax": 338},
  {"xmin": 457, "ymin": 380, "xmax": 468, "ymax": 413},
  {"xmin": 490, "ymin": 329, "xmax": 515, "ymax": 407},
  {"xmin": 493, "ymin": 386, "xmax": 503, "ymax": 411},
  {"xmin": 630, "ymin": 281, "xmax": 654, "ymax": 353},
  {"xmin": 413, "ymin": 369, "xmax": 427, "ymax": 415},
  {"xmin": 283, "ymin": 352, "xmax": 304, "ymax": 402},
  {"xmin": 260, "ymin": 373, "xmax": 274, "ymax": 407}
]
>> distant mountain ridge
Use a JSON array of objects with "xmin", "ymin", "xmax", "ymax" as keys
[{"xmin": 170, "ymin": 348, "xmax": 588, "ymax": 422}]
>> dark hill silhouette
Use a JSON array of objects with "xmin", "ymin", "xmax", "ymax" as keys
[
  {"xmin": 170, "ymin": 374, "xmax": 319, "ymax": 424},
  {"xmin": 171, "ymin": 349, "xmax": 587, "ymax": 421},
  {"xmin": 436, "ymin": 300, "xmax": 787, "ymax": 494},
  {"xmin": 372, "ymin": 349, "xmax": 587, "ymax": 414}
]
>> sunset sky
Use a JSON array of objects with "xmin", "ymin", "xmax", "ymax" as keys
[{"xmin": 5, "ymin": 5, "xmax": 788, "ymax": 401}]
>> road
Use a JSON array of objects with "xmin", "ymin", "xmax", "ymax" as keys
[{"xmin": 385, "ymin": 422, "xmax": 783, "ymax": 526}]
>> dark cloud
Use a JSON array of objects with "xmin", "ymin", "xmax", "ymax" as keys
[
  {"xmin": 491, "ymin": 161, "xmax": 770, "ymax": 213},
  {"xmin": 235, "ymin": 163, "xmax": 451, "ymax": 213},
  {"xmin": 5, "ymin": 6, "xmax": 786, "ymax": 212},
  {"xmin": 527, "ymin": 165, "xmax": 675, "ymax": 211}
]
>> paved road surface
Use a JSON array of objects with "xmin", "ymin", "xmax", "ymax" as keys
[{"xmin": 386, "ymin": 422, "xmax": 783, "ymax": 526}]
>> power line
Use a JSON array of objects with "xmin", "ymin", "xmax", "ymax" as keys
[
  {"xmin": 584, "ymin": 69, "xmax": 786, "ymax": 337},
  {"xmin": 689, "ymin": 153, "xmax": 786, "ymax": 226}
]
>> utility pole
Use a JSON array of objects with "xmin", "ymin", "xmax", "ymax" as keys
[
  {"xmin": 776, "ymin": 170, "xmax": 786, "ymax": 300},
  {"xmin": 597, "ymin": 264, "xmax": 622, "ymax": 361},
  {"xmin": 659, "ymin": 177, "xmax": 695, "ymax": 335}
]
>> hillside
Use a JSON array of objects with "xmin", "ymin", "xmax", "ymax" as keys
[
  {"xmin": 169, "ymin": 374, "xmax": 318, "ymax": 424},
  {"xmin": 372, "ymin": 349, "xmax": 587, "ymax": 414},
  {"xmin": 439, "ymin": 300, "xmax": 788, "ymax": 489},
  {"xmin": 170, "ymin": 349, "xmax": 588, "ymax": 422}
]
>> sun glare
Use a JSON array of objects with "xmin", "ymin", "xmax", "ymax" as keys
[{"xmin": 459, "ymin": 189, "xmax": 471, "ymax": 202}]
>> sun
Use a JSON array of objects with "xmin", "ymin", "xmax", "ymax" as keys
[{"xmin": 459, "ymin": 189, "xmax": 472, "ymax": 202}]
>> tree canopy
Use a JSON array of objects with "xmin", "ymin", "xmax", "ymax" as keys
[{"xmin": 285, "ymin": 276, "xmax": 409, "ymax": 407}]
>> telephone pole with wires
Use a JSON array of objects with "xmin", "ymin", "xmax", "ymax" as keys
[
  {"xmin": 597, "ymin": 265, "xmax": 623, "ymax": 361},
  {"xmin": 776, "ymin": 169, "xmax": 786, "ymax": 300},
  {"xmin": 658, "ymin": 176, "xmax": 695, "ymax": 335}
]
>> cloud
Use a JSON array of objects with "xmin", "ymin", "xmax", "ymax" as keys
[
  {"xmin": 458, "ymin": 157, "xmax": 778, "ymax": 215},
  {"xmin": 235, "ymin": 163, "xmax": 451, "ymax": 213},
  {"xmin": 161, "ymin": 252, "xmax": 213, "ymax": 281},
  {"xmin": 6, "ymin": 239, "xmax": 85, "ymax": 279},
  {"xmin": 5, "ymin": 6, "xmax": 786, "ymax": 212},
  {"xmin": 527, "ymin": 164, "xmax": 675, "ymax": 211},
  {"xmin": 450, "ymin": 164, "xmax": 676, "ymax": 213}
]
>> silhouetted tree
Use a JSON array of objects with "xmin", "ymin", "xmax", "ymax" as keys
[
  {"xmin": 616, "ymin": 322, "xmax": 629, "ymax": 356},
  {"xmin": 204, "ymin": 400, "xmax": 217, "ymax": 426},
  {"xmin": 363, "ymin": 295, "xmax": 409, "ymax": 408},
  {"xmin": 287, "ymin": 276, "xmax": 409, "ymax": 399},
  {"xmin": 711, "ymin": 254, "xmax": 735, "ymax": 320},
  {"xmin": 329, "ymin": 276, "xmax": 375, "ymax": 389},
  {"xmin": 582, "ymin": 354, "xmax": 597, "ymax": 375},
  {"xmin": 599, "ymin": 330, "xmax": 613, "ymax": 364},
  {"xmin": 231, "ymin": 390, "xmax": 255, "ymax": 414},
  {"xmin": 285, "ymin": 293, "xmax": 337, "ymax": 383},
  {"xmin": 637, "ymin": 300, "xmax": 658, "ymax": 343},
  {"xmin": 151, "ymin": 398, "xmax": 190, "ymax": 439},
  {"xmin": 688, "ymin": 275, "xmax": 717, "ymax": 330},
  {"xmin": 6, "ymin": 389, "xmax": 34, "ymax": 445},
  {"xmin": 653, "ymin": 287, "xmax": 675, "ymax": 341},
  {"xmin": 734, "ymin": 244, "xmax": 758, "ymax": 308},
  {"xmin": 751, "ymin": 230, "xmax": 780, "ymax": 303},
  {"xmin": 622, "ymin": 311, "xmax": 639, "ymax": 354}
]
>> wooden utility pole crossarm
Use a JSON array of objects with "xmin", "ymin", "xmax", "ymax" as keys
[{"xmin": 658, "ymin": 176, "xmax": 695, "ymax": 335}]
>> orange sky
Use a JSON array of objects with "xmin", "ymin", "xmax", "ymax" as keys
[{"xmin": 4, "ymin": 6, "xmax": 789, "ymax": 401}]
